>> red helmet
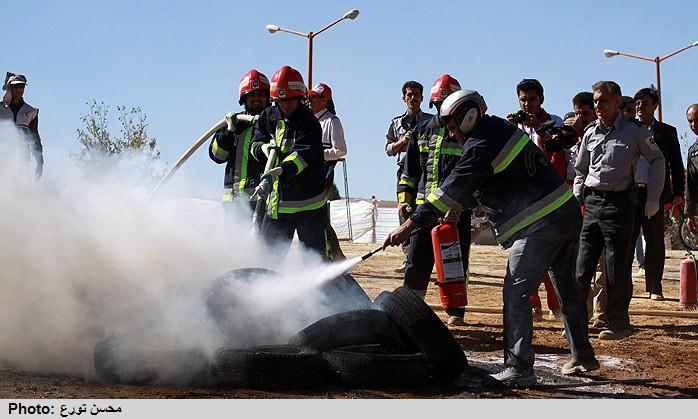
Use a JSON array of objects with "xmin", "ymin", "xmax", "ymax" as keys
[
  {"xmin": 270, "ymin": 66, "xmax": 307, "ymax": 101},
  {"xmin": 429, "ymin": 74, "xmax": 461, "ymax": 108},
  {"xmin": 309, "ymin": 82, "xmax": 332, "ymax": 100},
  {"xmin": 238, "ymin": 69, "xmax": 270, "ymax": 105}
]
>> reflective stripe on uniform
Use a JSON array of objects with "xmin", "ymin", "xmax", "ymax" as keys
[
  {"xmin": 222, "ymin": 188, "xmax": 233, "ymax": 202},
  {"xmin": 399, "ymin": 175, "xmax": 418, "ymax": 189},
  {"xmin": 429, "ymin": 127, "xmax": 447, "ymax": 198},
  {"xmin": 233, "ymin": 127, "xmax": 253, "ymax": 194},
  {"xmin": 426, "ymin": 187, "xmax": 459, "ymax": 213},
  {"xmin": 268, "ymin": 191, "xmax": 327, "ymax": 216},
  {"xmin": 495, "ymin": 184, "xmax": 573, "ymax": 244},
  {"xmin": 211, "ymin": 139, "xmax": 230, "ymax": 160},
  {"xmin": 491, "ymin": 129, "xmax": 529, "ymax": 174},
  {"xmin": 440, "ymin": 144, "xmax": 463, "ymax": 157},
  {"xmin": 275, "ymin": 120, "xmax": 293, "ymax": 153},
  {"xmin": 283, "ymin": 151, "xmax": 308, "ymax": 174}
]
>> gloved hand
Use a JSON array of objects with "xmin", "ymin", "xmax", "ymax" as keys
[
  {"xmin": 260, "ymin": 143, "xmax": 279, "ymax": 158},
  {"xmin": 645, "ymin": 201, "xmax": 659, "ymax": 218},
  {"xmin": 397, "ymin": 191, "xmax": 415, "ymax": 219},
  {"xmin": 225, "ymin": 111, "xmax": 239, "ymax": 132},
  {"xmin": 260, "ymin": 166, "xmax": 283, "ymax": 183},
  {"xmin": 251, "ymin": 180, "xmax": 272, "ymax": 201}
]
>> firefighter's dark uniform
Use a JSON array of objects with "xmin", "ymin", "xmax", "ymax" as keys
[
  {"xmin": 208, "ymin": 115, "xmax": 266, "ymax": 214},
  {"xmin": 411, "ymin": 114, "xmax": 595, "ymax": 372},
  {"xmin": 251, "ymin": 104, "xmax": 327, "ymax": 257},
  {"xmin": 398, "ymin": 114, "xmax": 470, "ymax": 319}
]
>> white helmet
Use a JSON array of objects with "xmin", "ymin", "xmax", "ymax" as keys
[{"xmin": 439, "ymin": 90, "xmax": 487, "ymax": 135}]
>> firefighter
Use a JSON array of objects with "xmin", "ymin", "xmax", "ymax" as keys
[
  {"xmin": 250, "ymin": 66, "xmax": 327, "ymax": 258},
  {"xmin": 383, "ymin": 90, "xmax": 598, "ymax": 386},
  {"xmin": 208, "ymin": 69, "xmax": 270, "ymax": 217},
  {"xmin": 0, "ymin": 73, "xmax": 43, "ymax": 179},
  {"xmin": 398, "ymin": 74, "xmax": 470, "ymax": 327}
]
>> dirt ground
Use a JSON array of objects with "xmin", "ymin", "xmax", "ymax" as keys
[{"xmin": 1, "ymin": 242, "xmax": 697, "ymax": 399}]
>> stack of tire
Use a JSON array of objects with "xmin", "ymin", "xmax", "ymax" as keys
[
  {"xmin": 94, "ymin": 268, "xmax": 468, "ymax": 390},
  {"xmin": 211, "ymin": 286, "xmax": 468, "ymax": 389}
]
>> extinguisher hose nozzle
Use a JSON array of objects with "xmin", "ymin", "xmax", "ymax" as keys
[{"xmin": 361, "ymin": 246, "xmax": 384, "ymax": 260}]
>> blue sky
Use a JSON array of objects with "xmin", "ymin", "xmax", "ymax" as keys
[{"xmin": 2, "ymin": 0, "xmax": 698, "ymax": 200}]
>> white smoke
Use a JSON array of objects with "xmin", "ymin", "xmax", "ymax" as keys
[{"xmin": 0, "ymin": 121, "xmax": 361, "ymax": 384}]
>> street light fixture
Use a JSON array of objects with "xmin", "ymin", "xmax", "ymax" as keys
[
  {"xmin": 266, "ymin": 9, "xmax": 360, "ymax": 88},
  {"xmin": 603, "ymin": 41, "xmax": 698, "ymax": 121}
]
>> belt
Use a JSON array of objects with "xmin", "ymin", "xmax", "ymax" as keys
[{"xmin": 588, "ymin": 188, "xmax": 628, "ymax": 198}]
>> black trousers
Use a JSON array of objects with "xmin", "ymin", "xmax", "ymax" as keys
[
  {"xmin": 576, "ymin": 190, "xmax": 637, "ymax": 329},
  {"xmin": 404, "ymin": 212, "xmax": 471, "ymax": 318},
  {"xmin": 631, "ymin": 187, "xmax": 665, "ymax": 295},
  {"xmin": 261, "ymin": 206, "xmax": 328, "ymax": 259}
]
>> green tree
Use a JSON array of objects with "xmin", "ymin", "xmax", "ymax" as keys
[{"xmin": 74, "ymin": 99, "xmax": 161, "ymax": 181}]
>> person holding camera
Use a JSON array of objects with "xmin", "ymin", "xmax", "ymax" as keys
[
  {"xmin": 574, "ymin": 81, "xmax": 665, "ymax": 340},
  {"xmin": 507, "ymin": 78, "xmax": 564, "ymax": 322}
]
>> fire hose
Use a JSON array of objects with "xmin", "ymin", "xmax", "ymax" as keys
[{"xmin": 149, "ymin": 113, "xmax": 255, "ymax": 198}]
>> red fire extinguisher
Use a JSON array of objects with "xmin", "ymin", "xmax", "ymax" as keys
[
  {"xmin": 431, "ymin": 222, "xmax": 467, "ymax": 308},
  {"xmin": 679, "ymin": 252, "xmax": 698, "ymax": 309}
]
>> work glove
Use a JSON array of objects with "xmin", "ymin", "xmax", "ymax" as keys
[
  {"xmin": 397, "ymin": 191, "xmax": 415, "ymax": 219},
  {"xmin": 250, "ymin": 181, "xmax": 272, "ymax": 201},
  {"xmin": 260, "ymin": 166, "xmax": 283, "ymax": 183},
  {"xmin": 645, "ymin": 201, "xmax": 659, "ymax": 219},
  {"xmin": 260, "ymin": 143, "xmax": 279, "ymax": 159},
  {"xmin": 224, "ymin": 111, "xmax": 239, "ymax": 133}
]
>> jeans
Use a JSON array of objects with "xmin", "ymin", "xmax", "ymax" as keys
[{"xmin": 503, "ymin": 199, "xmax": 595, "ymax": 370}]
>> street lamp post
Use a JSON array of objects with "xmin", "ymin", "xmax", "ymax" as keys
[
  {"xmin": 266, "ymin": 9, "xmax": 359, "ymax": 89},
  {"xmin": 603, "ymin": 40, "xmax": 698, "ymax": 122}
]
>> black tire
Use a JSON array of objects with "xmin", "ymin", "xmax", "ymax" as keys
[
  {"xmin": 372, "ymin": 290, "xmax": 392, "ymax": 308},
  {"xmin": 680, "ymin": 218, "xmax": 698, "ymax": 251},
  {"xmin": 317, "ymin": 273, "xmax": 372, "ymax": 312},
  {"xmin": 288, "ymin": 309, "xmax": 408, "ymax": 352},
  {"xmin": 377, "ymin": 286, "xmax": 467, "ymax": 380},
  {"xmin": 206, "ymin": 268, "xmax": 281, "ymax": 343},
  {"xmin": 94, "ymin": 337, "xmax": 210, "ymax": 387},
  {"xmin": 323, "ymin": 344, "xmax": 432, "ymax": 388},
  {"xmin": 212, "ymin": 344, "xmax": 329, "ymax": 389}
]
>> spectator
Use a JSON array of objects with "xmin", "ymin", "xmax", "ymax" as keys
[
  {"xmin": 575, "ymin": 81, "xmax": 665, "ymax": 340},
  {"xmin": 385, "ymin": 81, "xmax": 433, "ymax": 273},
  {"xmin": 308, "ymin": 82, "xmax": 348, "ymax": 261},
  {"xmin": 564, "ymin": 91, "xmax": 606, "ymax": 328},
  {"xmin": 634, "ymin": 87, "xmax": 685, "ymax": 301},
  {"xmin": 0, "ymin": 73, "xmax": 43, "ymax": 178},
  {"xmin": 684, "ymin": 104, "xmax": 698, "ymax": 232},
  {"xmin": 621, "ymin": 96, "xmax": 636, "ymax": 120},
  {"xmin": 508, "ymin": 78, "xmax": 563, "ymax": 321}
]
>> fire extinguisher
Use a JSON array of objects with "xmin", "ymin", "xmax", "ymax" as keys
[
  {"xmin": 431, "ymin": 222, "xmax": 467, "ymax": 308},
  {"xmin": 679, "ymin": 252, "xmax": 698, "ymax": 310}
]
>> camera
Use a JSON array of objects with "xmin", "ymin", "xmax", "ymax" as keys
[
  {"xmin": 507, "ymin": 110, "xmax": 528, "ymax": 124},
  {"xmin": 537, "ymin": 121, "xmax": 578, "ymax": 152}
]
